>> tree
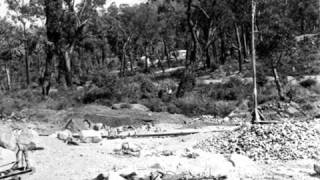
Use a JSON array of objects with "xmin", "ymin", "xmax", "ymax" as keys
[
  {"xmin": 251, "ymin": 0, "xmax": 259, "ymax": 123},
  {"xmin": 0, "ymin": 19, "xmax": 24, "ymax": 90},
  {"xmin": 256, "ymin": 0, "xmax": 296, "ymax": 101},
  {"xmin": 43, "ymin": 0, "xmax": 106, "ymax": 88},
  {"xmin": 6, "ymin": 0, "xmax": 43, "ymax": 86}
]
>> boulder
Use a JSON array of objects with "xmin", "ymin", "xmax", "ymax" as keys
[
  {"xmin": 287, "ymin": 76, "xmax": 298, "ymax": 85},
  {"xmin": 0, "ymin": 127, "xmax": 17, "ymax": 151},
  {"xmin": 112, "ymin": 103, "xmax": 149, "ymax": 112},
  {"xmin": 16, "ymin": 128, "xmax": 41, "ymax": 148},
  {"xmin": 130, "ymin": 104, "xmax": 150, "ymax": 112},
  {"xmin": 286, "ymin": 106, "xmax": 300, "ymax": 115},
  {"xmin": 57, "ymin": 130, "xmax": 72, "ymax": 141},
  {"xmin": 79, "ymin": 130, "xmax": 102, "ymax": 143},
  {"xmin": 111, "ymin": 103, "xmax": 122, "ymax": 110}
]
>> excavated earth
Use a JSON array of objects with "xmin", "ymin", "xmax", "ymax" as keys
[{"xmin": 1, "ymin": 104, "xmax": 320, "ymax": 180}]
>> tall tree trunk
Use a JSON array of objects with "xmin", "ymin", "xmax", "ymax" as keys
[
  {"xmin": 251, "ymin": 0, "xmax": 260, "ymax": 123},
  {"xmin": 5, "ymin": 64, "xmax": 11, "ymax": 90},
  {"xmin": 272, "ymin": 53, "xmax": 286, "ymax": 101},
  {"xmin": 220, "ymin": 33, "xmax": 226, "ymax": 65},
  {"xmin": 37, "ymin": 53, "xmax": 41, "ymax": 76},
  {"xmin": 121, "ymin": 50, "xmax": 126, "ymax": 76},
  {"xmin": 144, "ymin": 45, "xmax": 149, "ymax": 73},
  {"xmin": 101, "ymin": 45, "xmax": 106, "ymax": 66},
  {"xmin": 64, "ymin": 43, "xmax": 74, "ymax": 87},
  {"xmin": 235, "ymin": 24, "xmax": 243, "ymax": 72},
  {"xmin": 241, "ymin": 25, "xmax": 249, "ymax": 59},
  {"xmin": 42, "ymin": 45, "xmax": 53, "ymax": 96},
  {"xmin": 211, "ymin": 42, "xmax": 218, "ymax": 69},
  {"xmin": 187, "ymin": 0, "xmax": 198, "ymax": 70},
  {"xmin": 205, "ymin": 47, "xmax": 211, "ymax": 68},
  {"xmin": 130, "ymin": 52, "xmax": 134, "ymax": 72},
  {"xmin": 44, "ymin": 0, "xmax": 63, "ymax": 94},
  {"xmin": 23, "ymin": 25, "xmax": 30, "ymax": 86},
  {"xmin": 272, "ymin": 66, "xmax": 285, "ymax": 101},
  {"xmin": 163, "ymin": 40, "xmax": 170, "ymax": 68}
]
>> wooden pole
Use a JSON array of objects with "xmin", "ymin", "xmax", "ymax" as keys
[{"xmin": 251, "ymin": 0, "xmax": 260, "ymax": 123}]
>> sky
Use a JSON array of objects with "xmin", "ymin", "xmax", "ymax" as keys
[{"xmin": 0, "ymin": 0, "xmax": 146, "ymax": 18}]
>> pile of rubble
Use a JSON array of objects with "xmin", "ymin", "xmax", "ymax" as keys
[
  {"xmin": 54, "ymin": 121, "xmax": 165, "ymax": 145},
  {"xmin": 0, "ymin": 112, "xmax": 27, "ymax": 122},
  {"xmin": 196, "ymin": 121, "xmax": 320, "ymax": 161}
]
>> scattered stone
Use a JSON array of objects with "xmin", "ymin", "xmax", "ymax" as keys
[
  {"xmin": 114, "ymin": 142, "xmax": 142, "ymax": 157},
  {"xmin": 196, "ymin": 121, "xmax": 320, "ymax": 161},
  {"xmin": 183, "ymin": 152, "xmax": 199, "ymax": 159},
  {"xmin": 160, "ymin": 150, "xmax": 174, "ymax": 156}
]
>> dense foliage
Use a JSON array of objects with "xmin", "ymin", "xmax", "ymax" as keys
[{"xmin": 0, "ymin": 0, "xmax": 319, "ymax": 116}]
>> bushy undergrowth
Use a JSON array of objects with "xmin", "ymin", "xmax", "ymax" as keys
[
  {"xmin": 300, "ymin": 79, "xmax": 317, "ymax": 88},
  {"xmin": 78, "ymin": 73, "xmax": 242, "ymax": 117},
  {"xmin": 3, "ymin": 68, "xmax": 317, "ymax": 118}
]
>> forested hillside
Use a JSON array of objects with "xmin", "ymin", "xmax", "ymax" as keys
[{"xmin": 0, "ymin": 0, "xmax": 319, "ymax": 119}]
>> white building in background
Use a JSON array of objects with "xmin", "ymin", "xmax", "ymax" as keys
[{"xmin": 170, "ymin": 50, "xmax": 187, "ymax": 61}]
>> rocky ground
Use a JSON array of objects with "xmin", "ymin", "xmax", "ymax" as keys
[
  {"xmin": 1, "ymin": 104, "xmax": 320, "ymax": 179},
  {"xmin": 1, "ymin": 129, "xmax": 320, "ymax": 180}
]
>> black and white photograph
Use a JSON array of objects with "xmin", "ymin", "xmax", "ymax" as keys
[{"xmin": 0, "ymin": 0, "xmax": 320, "ymax": 179}]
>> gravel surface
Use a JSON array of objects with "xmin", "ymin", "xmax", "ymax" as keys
[{"xmin": 195, "ymin": 121, "xmax": 320, "ymax": 161}]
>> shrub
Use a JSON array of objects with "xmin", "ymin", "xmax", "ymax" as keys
[
  {"xmin": 285, "ymin": 85, "xmax": 312, "ymax": 103},
  {"xmin": 82, "ymin": 87, "xmax": 113, "ymax": 104},
  {"xmin": 205, "ymin": 101, "xmax": 236, "ymax": 117},
  {"xmin": 301, "ymin": 103, "xmax": 314, "ymax": 111},
  {"xmin": 134, "ymin": 74, "xmax": 157, "ymax": 99},
  {"xmin": 300, "ymin": 79, "xmax": 317, "ymax": 88},
  {"xmin": 120, "ymin": 103, "xmax": 132, "ymax": 109},
  {"xmin": 176, "ymin": 72, "xmax": 196, "ymax": 98},
  {"xmin": 174, "ymin": 93, "xmax": 207, "ymax": 116},
  {"xmin": 257, "ymin": 85, "xmax": 278, "ymax": 104},
  {"xmin": 167, "ymin": 103, "xmax": 181, "ymax": 114},
  {"xmin": 174, "ymin": 93, "xmax": 236, "ymax": 117},
  {"xmin": 142, "ymin": 98, "xmax": 166, "ymax": 112},
  {"xmin": 256, "ymin": 71, "xmax": 269, "ymax": 87},
  {"xmin": 310, "ymin": 84, "xmax": 320, "ymax": 94},
  {"xmin": 47, "ymin": 99, "xmax": 70, "ymax": 110},
  {"xmin": 203, "ymin": 76, "xmax": 250, "ymax": 101}
]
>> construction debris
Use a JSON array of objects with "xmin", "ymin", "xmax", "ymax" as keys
[{"xmin": 196, "ymin": 121, "xmax": 320, "ymax": 161}]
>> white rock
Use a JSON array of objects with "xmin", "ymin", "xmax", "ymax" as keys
[
  {"xmin": 16, "ymin": 128, "xmax": 41, "ymax": 147},
  {"xmin": 57, "ymin": 130, "xmax": 72, "ymax": 141},
  {"xmin": 80, "ymin": 130, "xmax": 102, "ymax": 143}
]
